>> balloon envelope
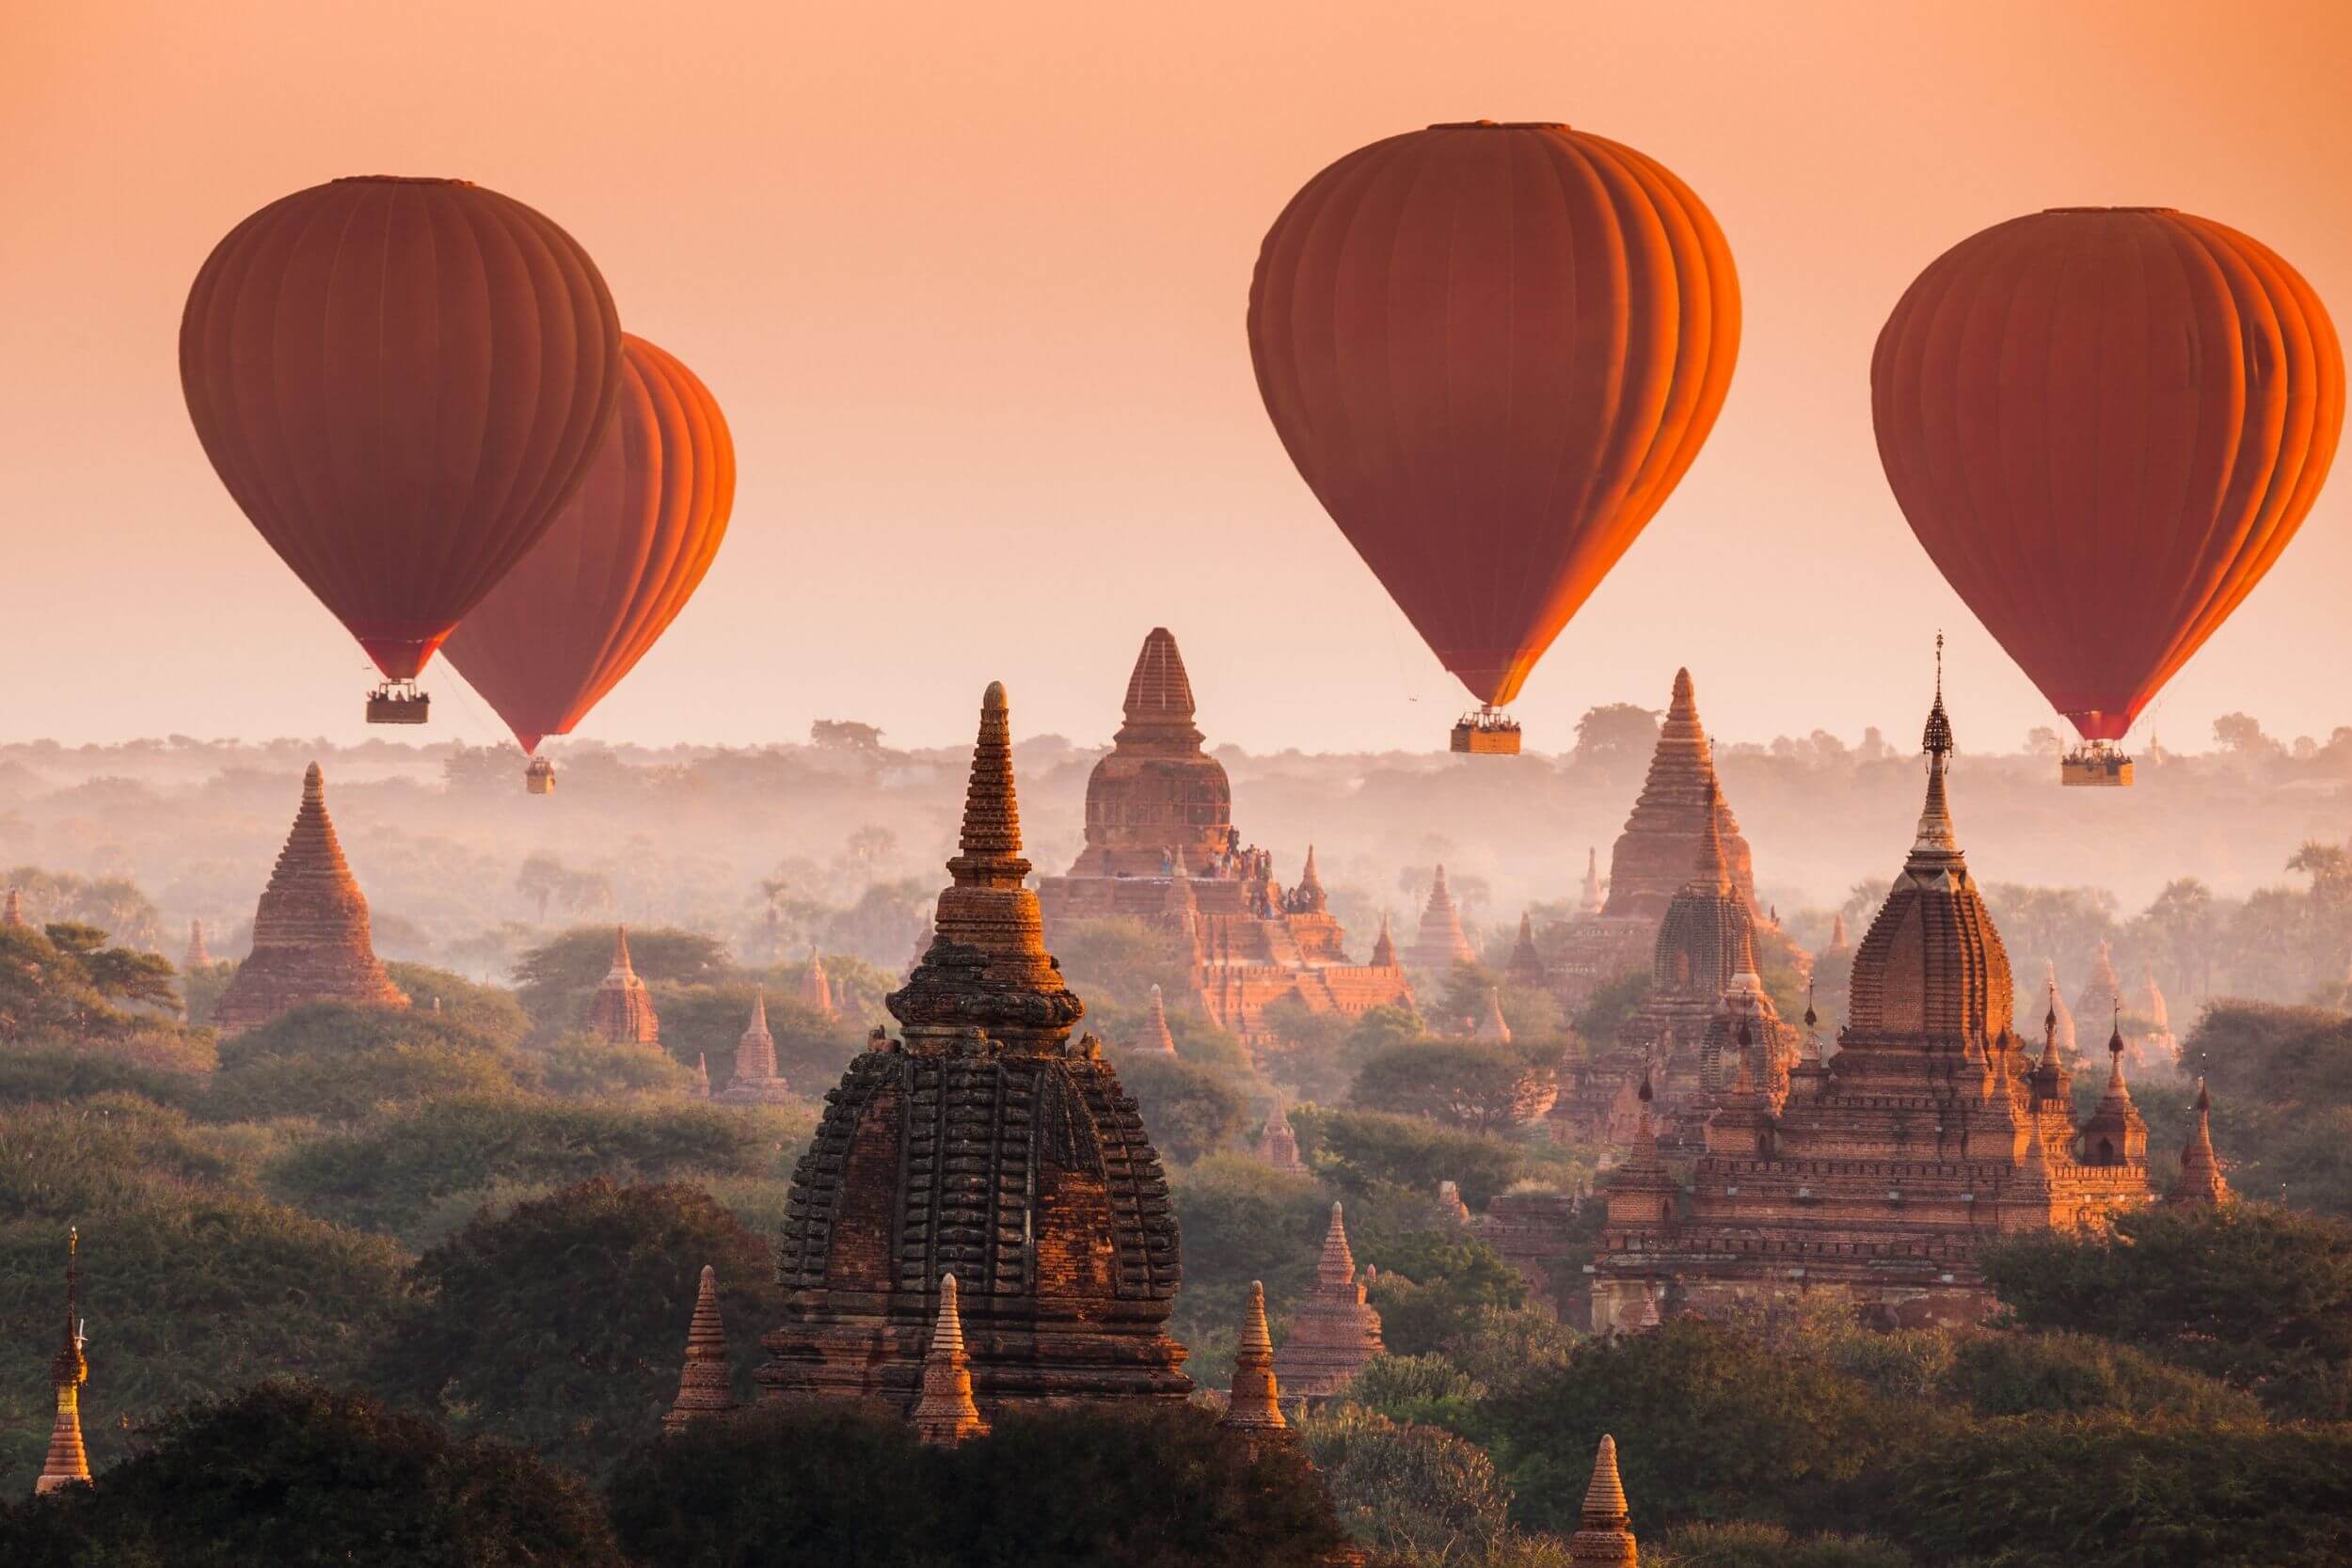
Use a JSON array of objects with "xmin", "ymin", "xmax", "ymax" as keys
[
  {"xmin": 1248, "ymin": 120, "xmax": 1740, "ymax": 706},
  {"xmin": 442, "ymin": 335, "xmax": 736, "ymax": 753},
  {"xmin": 180, "ymin": 176, "xmax": 624, "ymax": 680},
  {"xmin": 1872, "ymin": 207, "xmax": 2343, "ymax": 741}
]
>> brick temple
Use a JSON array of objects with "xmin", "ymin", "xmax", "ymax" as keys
[
  {"xmin": 210, "ymin": 764, "xmax": 407, "ymax": 1037},
  {"xmin": 1035, "ymin": 627, "xmax": 1410, "ymax": 1045},
  {"xmin": 718, "ymin": 990, "xmax": 792, "ymax": 1103},
  {"xmin": 760, "ymin": 681, "xmax": 1190, "ymax": 1412},
  {"xmin": 1545, "ymin": 671, "xmax": 1803, "ymax": 1008},
  {"xmin": 1591, "ymin": 677, "xmax": 2223, "ymax": 1331},
  {"xmin": 584, "ymin": 926, "xmax": 660, "ymax": 1045},
  {"xmin": 1271, "ymin": 1202, "xmax": 1383, "ymax": 1400}
]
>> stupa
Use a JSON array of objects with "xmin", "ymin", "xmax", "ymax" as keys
[
  {"xmin": 1592, "ymin": 663, "xmax": 2180, "ymax": 1331},
  {"xmin": 209, "ymin": 764, "xmax": 407, "ymax": 1037},
  {"xmin": 1036, "ymin": 628, "xmax": 1410, "ymax": 1043},
  {"xmin": 663, "ymin": 1265, "xmax": 739, "ymax": 1432},
  {"xmin": 1136, "ymin": 983, "xmax": 1179, "ymax": 1054},
  {"xmin": 36, "ymin": 1227, "xmax": 90, "ymax": 1496},
  {"xmin": 719, "ymin": 990, "xmax": 793, "ymax": 1103},
  {"xmin": 1810, "ymin": 914, "xmax": 1854, "ymax": 1026},
  {"xmin": 1258, "ymin": 1102, "xmax": 1307, "ymax": 1174},
  {"xmin": 1578, "ymin": 848, "xmax": 1604, "ymax": 917},
  {"xmin": 1406, "ymin": 864, "xmax": 1476, "ymax": 973},
  {"xmin": 2042, "ymin": 962, "xmax": 2079, "ymax": 1064},
  {"xmin": 585, "ymin": 926, "xmax": 660, "ymax": 1045},
  {"xmin": 1507, "ymin": 912, "xmax": 1548, "ymax": 989},
  {"xmin": 1474, "ymin": 987, "xmax": 1514, "ymax": 1044},
  {"xmin": 1369, "ymin": 913, "xmax": 1400, "ymax": 969},
  {"xmin": 761, "ymin": 682, "xmax": 1189, "ymax": 1412},
  {"xmin": 2074, "ymin": 939, "xmax": 2122, "ymax": 1028},
  {"xmin": 2, "ymin": 889, "xmax": 22, "ymax": 927},
  {"xmin": 2130, "ymin": 963, "xmax": 2177, "ymax": 1071},
  {"xmin": 2165, "ymin": 1079, "xmax": 2231, "ymax": 1207},
  {"xmin": 183, "ymin": 919, "xmax": 213, "ymax": 970},
  {"xmin": 1216, "ymin": 1281, "xmax": 1289, "ymax": 1456},
  {"xmin": 690, "ymin": 1054, "xmax": 711, "ymax": 1098},
  {"xmin": 909, "ymin": 1274, "xmax": 988, "ymax": 1445},
  {"xmin": 799, "ymin": 946, "xmax": 834, "ymax": 1018},
  {"xmin": 1271, "ymin": 1203, "xmax": 1383, "ymax": 1400},
  {"xmin": 1568, "ymin": 1435, "xmax": 1639, "ymax": 1568}
]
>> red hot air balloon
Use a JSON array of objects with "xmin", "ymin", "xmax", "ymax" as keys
[
  {"xmin": 1873, "ymin": 207, "xmax": 2343, "ymax": 785},
  {"xmin": 441, "ymin": 335, "xmax": 736, "ymax": 793},
  {"xmin": 1248, "ymin": 120, "xmax": 1740, "ymax": 753},
  {"xmin": 180, "ymin": 177, "xmax": 624, "ymax": 723}
]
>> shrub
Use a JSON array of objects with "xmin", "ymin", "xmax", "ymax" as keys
[
  {"xmin": 1118, "ymin": 1053, "xmax": 1250, "ymax": 1163},
  {"xmin": 1290, "ymin": 1106, "xmax": 1530, "ymax": 1209}
]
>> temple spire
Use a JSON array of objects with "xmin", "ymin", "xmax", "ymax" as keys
[
  {"xmin": 910, "ymin": 1273, "xmax": 988, "ymax": 1445},
  {"xmin": 1475, "ymin": 986, "xmax": 1514, "ymax": 1044},
  {"xmin": 1316, "ymin": 1202, "xmax": 1357, "ymax": 1286},
  {"xmin": 1509, "ymin": 911, "xmax": 1547, "ymax": 987},
  {"xmin": 1580, "ymin": 847, "xmax": 1604, "ymax": 915},
  {"xmin": 1909, "ymin": 639, "xmax": 1963, "ymax": 863},
  {"xmin": 1217, "ymin": 1281, "xmax": 1288, "ymax": 1438},
  {"xmin": 664, "ymin": 1265, "xmax": 739, "ymax": 1431},
  {"xmin": 587, "ymin": 924, "xmax": 660, "ymax": 1044},
  {"xmin": 1370, "ymin": 911, "xmax": 1399, "ymax": 968},
  {"xmin": 37, "ymin": 1227, "xmax": 90, "ymax": 1495},
  {"xmin": 1140, "ymin": 983, "xmax": 1178, "ymax": 1053},
  {"xmin": 183, "ymin": 919, "xmax": 212, "ymax": 970},
  {"xmin": 799, "ymin": 945, "xmax": 834, "ymax": 1017},
  {"xmin": 2, "ymin": 888, "xmax": 22, "ymax": 927},
  {"xmin": 1567, "ymin": 1433, "xmax": 1638, "ymax": 1566},
  {"xmin": 1691, "ymin": 780, "xmax": 1731, "ymax": 891},
  {"xmin": 2166, "ymin": 1079, "xmax": 2231, "ymax": 1206}
]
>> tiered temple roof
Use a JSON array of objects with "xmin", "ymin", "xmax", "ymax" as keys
[
  {"xmin": 1037, "ymin": 628, "xmax": 1410, "ymax": 1043},
  {"xmin": 183, "ymin": 919, "xmax": 213, "ymax": 970},
  {"xmin": 1579, "ymin": 848, "xmax": 1604, "ymax": 917},
  {"xmin": 1507, "ymin": 912, "xmax": 1548, "ymax": 989},
  {"xmin": 2166, "ymin": 1079, "xmax": 2231, "ymax": 1207},
  {"xmin": 1548, "ymin": 671, "xmax": 1767, "ymax": 1008},
  {"xmin": 664, "ymin": 1265, "xmax": 739, "ymax": 1432},
  {"xmin": 1406, "ymin": 864, "xmax": 1475, "ymax": 973},
  {"xmin": 1593, "ymin": 668, "xmax": 2182, "ymax": 1331},
  {"xmin": 37, "ymin": 1227, "xmax": 90, "ymax": 1496},
  {"xmin": 1271, "ymin": 1203, "xmax": 1383, "ymax": 1400},
  {"xmin": 210, "ymin": 765, "xmax": 407, "ymax": 1037},
  {"xmin": 2074, "ymin": 939, "xmax": 2122, "ymax": 1029},
  {"xmin": 719, "ymin": 990, "xmax": 793, "ymax": 1103},
  {"xmin": 761, "ymin": 683, "xmax": 1189, "ymax": 1412},
  {"xmin": 585, "ymin": 926, "xmax": 660, "ymax": 1045}
]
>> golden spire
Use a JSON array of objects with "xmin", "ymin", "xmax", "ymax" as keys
[
  {"xmin": 911, "ymin": 1272, "xmax": 988, "ymax": 1445},
  {"xmin": 664, "ymin": 1263, "xmax": 739, "ymax": 1431},
  {"xmin": 1568, "ymin": 1433, "xmax": 1638, "ymax": 1566},
  {"xmin": 1218, "ymin": 1280, "xmax": 1288, "ymax": 1434},
  {"xmin": 1316, "ymin": 1202, "xmax": 1358, "ymax": 1287},
  {"xmin": 37, "ymin": 1226, "xmax": 90, "ymax": 1495}
]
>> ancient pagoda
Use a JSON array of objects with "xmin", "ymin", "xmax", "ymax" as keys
[
  {"xmin": 664, "ymin": 1265, "xmax": 739, "ymax": 1432},
  {"xmin": 2166, "ymin": 1079, "xmax": 2231, "ymax": 1207},
  {"xmin": 210, "ymin": 764, "xmax": 407, "ymax": 1037},
  {"xmin": 1548, "ymin": 670, "xmax": 1776, "ymax": 1006},
  {"xmin": 1507, "ymin": 912, "xmax": 1548, "ymax": 989},
  {"xmin": 719, "ymin": 990, "xmax": 792, "ymax": 1104},
  {"xmin": 1258, "ymin": 1102, "xmax": 1307, "ymax": 1174},
  {"xmin": 37, "ymin": 1227, "xmax": 90, "ymax": 1496},
  {"xmin": 2074, "ymin": 939, "xmax": 2122, "ymax": 1027},
  {"xmin": 1578, "ymin": 848, "xmax": 1604, "ymax": 917},
  {"xmin": 1136, "ymin": 983, "xmax": 1179, "ymax": 1054},
  {"xmin": 1592, "ymin": 668, "xmax": 2181, "ymax": 1330},
  {"xmin": 1407, "ymin": 864, "xmax": 1475, "ymax": 973},
  {"xmin": 1568, "ymin": 1435, "xmax": 1639, "ymax": 1568},
  {"xmin": 1474, "ymin": 988, "xmax": 1514, "ymax": 1044},
  {"xmin": 799, "ymin": 946, "xmax": 834, "ymax": 1018},
  {"xmin": 1810, "ymin": 914, "xmax": 1853, "ymax": 1026},
  {"xmin": 1555, "ymin": 784, "xmax": 1758, "ymax": 1145},
  {"xmin": 2042, "ymin": 962, "xmax": 2079, "ymax": 1064},
  {"xmin": 1369, "ymin": 914, "xmax": 1400, "ymax": 969},
  {"xmin": 1271, "ymin": 1203, "xmax": 1383, "ymax": 1400},
  {"xmin": 1035, "ymin": 628, "xmax": 1409, "ymax": 1044},
  {"xmin": 1217, "ymin": 1280, "xmax": 1289, "ymax": 1457},
  {"xmin": 909, "ymin": 1273, "xmax": 988, "ymax": 1445},
  {"xmin": 2, "ymin": 888, "xmax": 22, "ymax": 927},
  {"xmin": 761, "ymin": 682, "xmax": 1189, "ymax": 1413},
  {"xmin": 585, "ymin": 927, "xmax": 660, "ymax": 1045},
  {"xmin": 183, "ymin": 919, "xmax": 213, "ymax": 970}
]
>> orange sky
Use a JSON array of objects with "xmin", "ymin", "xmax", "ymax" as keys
[{"xmin": 5, "ymin": 1, "xmax": 2349, "ymax": 754}]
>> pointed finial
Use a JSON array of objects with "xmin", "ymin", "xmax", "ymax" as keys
[
  {"xmin": 946, "ymin": 680, "xmax": 1028, "ymax": 883},
  {"xmin": 1219, "ymin": 1280, "xmax": 1287, "ymax": 1434},
  {"xmin": 1921, "ymin": 636, "xmax": 1955, "ymax": 760},
  {"xmin": 1804, "ymin": 977, "xmax": 1818, "ymax": 1031},
  {"xmin": 911, "ymin": 1272, "xmax": 988, "ymax": 1444},
  {"xmin": 303, "ymin": 761, "xmax": 325, "ymax": 801}
]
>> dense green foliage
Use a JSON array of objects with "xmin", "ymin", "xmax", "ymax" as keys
[
  {"xmin": 1289, "ymin": 1105, "xmax": 1536, "ymax": 1208},
  {"xmin": 0, "ymin": 921, "xmax": 188, "ymax": 1049},
  {"xmin": 607, "ymin": 1400, "xmax": 1349, "ymax": 1568},
  {"xmin": 206, "ymin": 1003, "xmax": 522, "ymax": 1124},
  {"xmin": 370, "ymin": 1180, "xmax": 778, "ymax": 1476},
  {"xmin": 1350, "ymin": 1039, "xmax": 1562, "ymax": 1134},
  {"xmin": 1117, "ymin": 1052, "xmax": 1250, "ymax": 1161},
  {"xmin": 0, "ymin": 1381, "xmax": 624, "ymax": 1568}
]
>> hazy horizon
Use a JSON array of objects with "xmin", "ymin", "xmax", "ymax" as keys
[{"xmin": 8, "ymin": 1, "xmax": 2350, "ymax": 754}]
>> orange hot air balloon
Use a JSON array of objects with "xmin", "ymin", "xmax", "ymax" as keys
[
  {"xmin": 180, "ymin": 177, "xmax": 624, "ymax": 722},
  {"xmin": 441, "ymin": 335, "xmax": 736, "ymax": 791},
  {"xmin": 1873, "ymin": 208, "xmax": 2342, "ymax": 781},
  {"xmin": 1248, "ymin": 120, "xmax": 1740, "ymax": 751}
]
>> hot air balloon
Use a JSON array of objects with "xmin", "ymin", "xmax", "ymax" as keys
[
  {"xmin": 180, "ymin": 177, "xmax": 625, "ymax": 723},
  {"xmin": 1248, "ymin": 120, "xmax": 1740, "ymax": 753},
  {"xmin": 1873, "ymin": 207, "xmax": 2343, "ymax": 786},
  {"xmin": 441, "ymin": 335, "xmax": 736, "ymax": 793}
]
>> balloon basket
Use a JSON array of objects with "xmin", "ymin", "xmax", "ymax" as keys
[
  {"xmin": 365, "ymin": 681, "xmax": 430, "ymax": 725},
  {"xmin": 524, "ymin": 757, "xmax": 556, "ymax": 795},
  {"xmin": 1451, "ymin": 706, "xmax": 1522, "ymax": 755},
  {"xmin": 2060, "ymin": 742, "xmax": 2133, "ymax": 787}
]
